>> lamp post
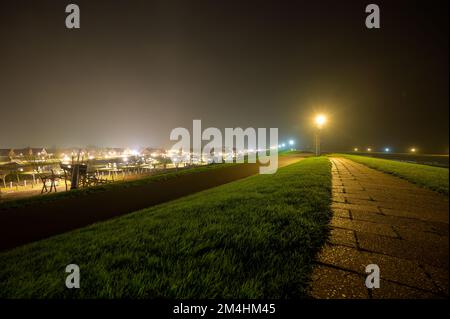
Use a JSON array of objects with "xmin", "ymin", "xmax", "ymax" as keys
[
  {"xmin": 314, "ymin": 114, "xmax": 327, "ymax": 156},
  {"xmin": 315, "ymin": 131, "xmax": 320, "ymax": 156}
]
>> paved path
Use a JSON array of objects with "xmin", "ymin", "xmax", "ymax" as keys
[{"xmin": 309, "ymin": 157, "xmax": 449, "ymax": 298}]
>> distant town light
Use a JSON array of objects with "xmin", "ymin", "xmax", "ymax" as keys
[
  {"xmin": 367, "ymin": 148, "xmax": 372, "ymax": 152},
  {"xmin": 289, "ymin": 140, "xmax": 295, "ymax": 146},
  {"xmin": 354, "ymin": 148, "xmax": 358, "ymax": 152},
  {"xmin": 385, "ymin": 148, "xmax": 390, "ymax": 152},
  {"xmin": 410, "ymin": 148, "xmax": 416, "ymax": 153}
]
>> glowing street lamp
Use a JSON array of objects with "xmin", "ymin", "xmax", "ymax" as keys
[
  {"xmin": 354, "ymin": 148, "xmax": 359, "ymax": 152},
  {"xmin": 314, "ymin": 114, "xmax": 327, "ymax": 156},
  {"xmin": 289, "ymin": 140, "xmax": 295, "ymax": 146},
  {"xmin": 367, "ymin": 148, "xmax": 372, "ymax": 152},
  {"xmin": 385, "ymin": 148, "xmax": 390, "ymax": 152},
  {"xmin": 410, "ymin": 148, "xmax": 416, "ymax": 153},
  {"xmin": 315, "ymin": 114, "xmax": 327, "ymax": 129}
]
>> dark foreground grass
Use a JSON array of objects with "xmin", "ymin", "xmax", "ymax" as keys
[
  {"xmin": 336, "ymin": 154, "xmax": 449, "ymax": 195},
  {"xmin": 0, "ymin": 157, "xmax": 331, "ymax": 298}
]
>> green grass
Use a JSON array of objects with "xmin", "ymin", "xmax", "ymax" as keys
[
  {"xmin": 0, "ymin": 157, "xmax": 332, "ymax": 298},
  {"xmin": 279, "ymin": 150, "xmax": 314, "ymax": 156},
  {"xmin": 335, "ymin": 154, "xmax": 449, "ymax": 195},
  {"xmin": 0, "ymin": 163, "xmax": 238, "ymax": 210}
]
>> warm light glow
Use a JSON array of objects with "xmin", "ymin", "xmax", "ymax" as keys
[
  {"xmin": 410, "ymin": 148, "xmax": 416, "ymax": 153},
  {"xmin": 367, "ymin": 148, "xmax": 372, "ymax": 152},
  {"xmin": 354, "ymin": 148, "xmax": 358, "ymax": 152},
  {"xmin": 314, "ymin": 114, "xmax": 327, "ymax": 128}
]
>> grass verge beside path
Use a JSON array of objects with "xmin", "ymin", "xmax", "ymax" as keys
[
  {"xmin": 0, "ymin": 157, "xmax": 332, "ymax": 298},
  {"xmin": 335, "ymin": 154, "xmax": 449, "ymax": 195}
]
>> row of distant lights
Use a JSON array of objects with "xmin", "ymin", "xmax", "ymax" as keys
[
  {"xmin": 353, "ymin": 147, "xmax": 417, "ymax": 153},
  {"xmin": 278, "ymin": 140, "xmax": 295, "ymax": 148}
]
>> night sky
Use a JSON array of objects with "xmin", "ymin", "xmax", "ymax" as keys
[{"xmin": 0, "ymin": 0, "xmax": 448, "ymax": 153}]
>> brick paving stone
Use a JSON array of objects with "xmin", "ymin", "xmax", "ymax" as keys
[
  {"xmin": 332, "ymin": 195, "xmax": 346, "ymax": 203},
  {"xmin": 328, "ymin": 228, "xmax": 357, "ymax": 248},
  {"xmin": 351, "ymin": 210, "xmax": 449, "ymax": 236},
  {"xmin": 309, "ymin": 157, "xmax": 449, "ymax": 299},
  {"xmin": 350, "ymin": 210, "xmax": 397, "ymax": 224},
  {"xmin": 381, "ymin": 207, "xmax": 449, "ymax": 224},
  {"xmin": 422, "ymin": 264, "xmax": 449, "ymax": 296},
  {"xmin": 316, "ymin": 244, "xmax": 438, "ymax": 294},
  {"xmin": 377, "ymin": 200, "xmax": 449, "ymax": 212},
  {"xmin": 332, "ymin": 186, "xmax": 345, "ymax": 193},
  {"xmin": 344, "ymin": 189, "xmax": 369, "ymax": 196},
  {"xmin": 333, "ymin": 208, "xmax": 351, "ymax": 219},
  {"xmin": 332, "ymin": 218, "xmax": 398, "ymax": 238},
  {"xmin": 393, "ymin": 226, "xmax": 449, "ymax": 246},
  {"xmin": 309, "ymin": 265, "xmax": 369, "ymax": 299},
  {"xmin": 356, "ymin": 231, "xmax": 448, "ymax": 268},
  {"xmin": 371, "ymin": 280, "xmax": 440, "ymax": 299},
  {"xmin": 331, "ymin": 202, "xmax": 381, "ymax": 213},
  {"xmin": 344, "ymin": 197, "xmax": 375, "ymax": 205},
  {"xmin": 342, "ymin": 193, "xmax": 372, "ymax": 200},
  {"xmin": 370, "ymin": 192, "xmax": 448, "ymax": 203}
]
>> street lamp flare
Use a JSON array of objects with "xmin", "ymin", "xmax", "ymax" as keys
[{"xmin": 315, "ymin": 114, "xmax": 327, "ymax": 129}]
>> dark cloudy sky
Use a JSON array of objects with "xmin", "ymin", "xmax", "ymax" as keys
[{"xmin": 0, "ymin": 0, "xmax": 448, "ymax": 153}]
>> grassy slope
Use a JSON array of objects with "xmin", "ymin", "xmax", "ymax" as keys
[
  {"xmin": 0, "ymin": 163, "xmax": 238, "ymax": 209},
  {"xmin": 0, "ymin": 157, "xmax": 331, "ymax": 298},
  {"xmin": 336, "ymin": 154, "xmax": 449, "ymax": 195}
]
